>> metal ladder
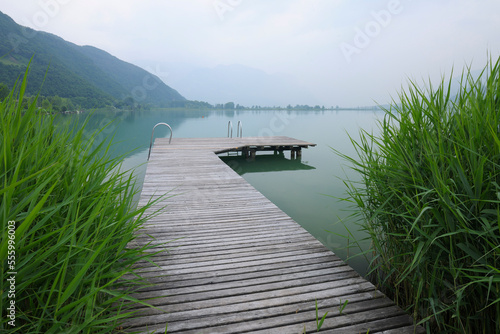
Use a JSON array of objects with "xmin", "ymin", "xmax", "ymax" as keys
[
  {"xmin": 227, "ymin": 121, "xmax": 243, "ymax": 138},
  {"xmin": 148, "ymin": 123, "xmax": 172, "ymax": 161}
]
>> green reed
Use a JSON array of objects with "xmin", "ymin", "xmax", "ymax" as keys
[
  {"xmin": 0, "ymin": 66, "xmax": 164, "ymax": 333},
  {"xmin": 339, "ymin": 56, "xmax": 500, "ymax": 333}
]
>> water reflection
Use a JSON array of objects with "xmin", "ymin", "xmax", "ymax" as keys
[{"xmin": 220, "ymin": 153, "xmax": 315, "ymax": 175}]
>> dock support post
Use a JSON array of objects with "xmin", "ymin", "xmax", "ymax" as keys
[
  {"xmin": 246, "ymin": 149, "xmax": 256, "ymax": 160},
  {"xmin": 290, "ymin": 148, "xmax": 301, "ymax": 160}
]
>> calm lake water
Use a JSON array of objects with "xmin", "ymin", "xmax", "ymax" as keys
[{"xmin": 62, "ymin": 108, "xmax": 383, "ymax": 276}]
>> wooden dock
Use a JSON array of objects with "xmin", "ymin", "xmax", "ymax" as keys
[{"xmin": 124, "ymin": 136, "xmax": 423, "ymax": 333}]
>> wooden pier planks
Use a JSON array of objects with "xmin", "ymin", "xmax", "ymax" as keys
[{"xmin": 124, "ymin": 136, "xmax": 423, "ymax": 333}]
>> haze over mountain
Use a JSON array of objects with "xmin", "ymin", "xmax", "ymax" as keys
[
  {"xmin": 140, "ymin": 62, "xmax": 323, "ymax": 107},
  {"xmin": 0, "ymin": 11, "xmax": 185, "ymax": 108}
]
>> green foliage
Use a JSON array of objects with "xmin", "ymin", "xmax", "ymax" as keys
[
  {"xmin": 340, "ymin": 57, "xmax": 500, "ymax": 333},
  {"xmin": 0, "ymin": 82, "xmax": 8, "ymax": 101},
  {"xmin": 224, "ymin": 101, "xmax": 235, "ymax": 109},
  {"xmin": 160, "ymin": 100, "xmax": 214, "ymax": 109},
  {"xmin": 315, "ymin": 299, "xmax": 328, "ymax": 332},
  {"xmin": 0, "ymin": 66, "xmax": 166, "ymax": 332},
  {"xmin": 0, "ymin": 11, "xmax": 185, "ymax": 109},
  {"xmin": 338, "ymin": 299, "xmax": 348, "ymax": 315},
  {"xmin": 0, "ymin": 59, "xmax": 115, "ymax": 109}
]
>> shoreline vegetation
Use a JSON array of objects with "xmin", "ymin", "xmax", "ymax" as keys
[
  {"xmin": 0, "ymin": 66, "xmax": 167, "ymax": 332},
  {"xmin": 0, "ymin": 82, "xmax": 383, "ymax": 114},
  {"xmin": 340, "ymin": 56, "xmax": 500, "ymax": 333}
]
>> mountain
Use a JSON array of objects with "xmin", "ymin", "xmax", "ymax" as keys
[
  {"xmin": 138, "ymin": 62, "xmax": 321, "ymax": 107},
  {"xmin": 0, "ymin": 11, "xmax": 185, "ymax": 108}
]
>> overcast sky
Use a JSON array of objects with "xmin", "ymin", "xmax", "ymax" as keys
[{"xmin": 2, "ymin": 0, "xmax": 500, "ymax": 107}]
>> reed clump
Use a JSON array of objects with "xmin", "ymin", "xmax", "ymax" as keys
[
  {"xmin": 341, "ymin": 57, "xmax": 500, "ymax": 333},
  {"xmin": 0, "ymin": 67, "xmax": 163, "ymax": 332}
]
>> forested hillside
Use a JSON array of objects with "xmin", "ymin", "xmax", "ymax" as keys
[{"xmin": 0, "ymin": 11, "xmax": 185, "ymax": 109}]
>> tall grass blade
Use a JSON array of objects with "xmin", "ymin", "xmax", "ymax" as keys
[
  {"xmin": 338, "ymin": 55, "xmax": 500, "ymax": 333},
  {"xmin": 0, "ymin": 64, "xmax": 168, "ymax": 332}
]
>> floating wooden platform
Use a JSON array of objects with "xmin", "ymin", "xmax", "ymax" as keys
[{"xmin": 124, "ymin": 136, "xmax": 423, "ymax": 333}]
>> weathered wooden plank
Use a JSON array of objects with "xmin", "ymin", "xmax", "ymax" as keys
[
  {"xmin": 134, "ymin": 236, "xmax": 327, "ymax": 259},
  {"xmin": 132, "ymin": 270, "xmax": 362, "ymax": 308},
  {"xmin": 122, "ymin": 281, "xmax": 380, "ymax": 327},
  {"xmin": 179, "ymin": 306, "xmax": 408, "ymax": 334},
  {"xmin": 123, "ymin": 136, "xmax": 422, "ymax": 333},
  {"xmin": 128, "ymin": 296, "xmax": 395, "ymax": 333},
  {"xmin": 137, "ymin": 243, "xmax": 329, "ymax": 264},
  {"xmin": 377, "ymin": 326, "xmax": 427, "ymax": 334},
  {"xmin": 135, "ymin": 246, "xmax": 329, "ymax": 266},
  {"xmin": 130, "ymin": 254, "xmax": 345, "ymax": 285},
  {"xmin": 132, "ymin": 251, "xmax": 337, "ymax": 277},
  {"xmin": 246, "ymin": 312, "xmax": 417, "ymax": 334},
  {"xmin": 133, "ymin": 264, "xmax": 354, "ymax": 296}
]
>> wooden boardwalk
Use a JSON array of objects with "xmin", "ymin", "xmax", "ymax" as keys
[{"xmin": 124, "ymin": 136, "xmax": 423, "ymax": 334}]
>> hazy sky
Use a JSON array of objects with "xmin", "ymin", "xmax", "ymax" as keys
[{"xmin": 2, "ymin": 0, "xmax": 500, "ymax": 107}]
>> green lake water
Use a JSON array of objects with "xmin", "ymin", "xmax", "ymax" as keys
[{"xmin": 62, "ymin": 108, "xmax": 383, "ymax": 276}]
